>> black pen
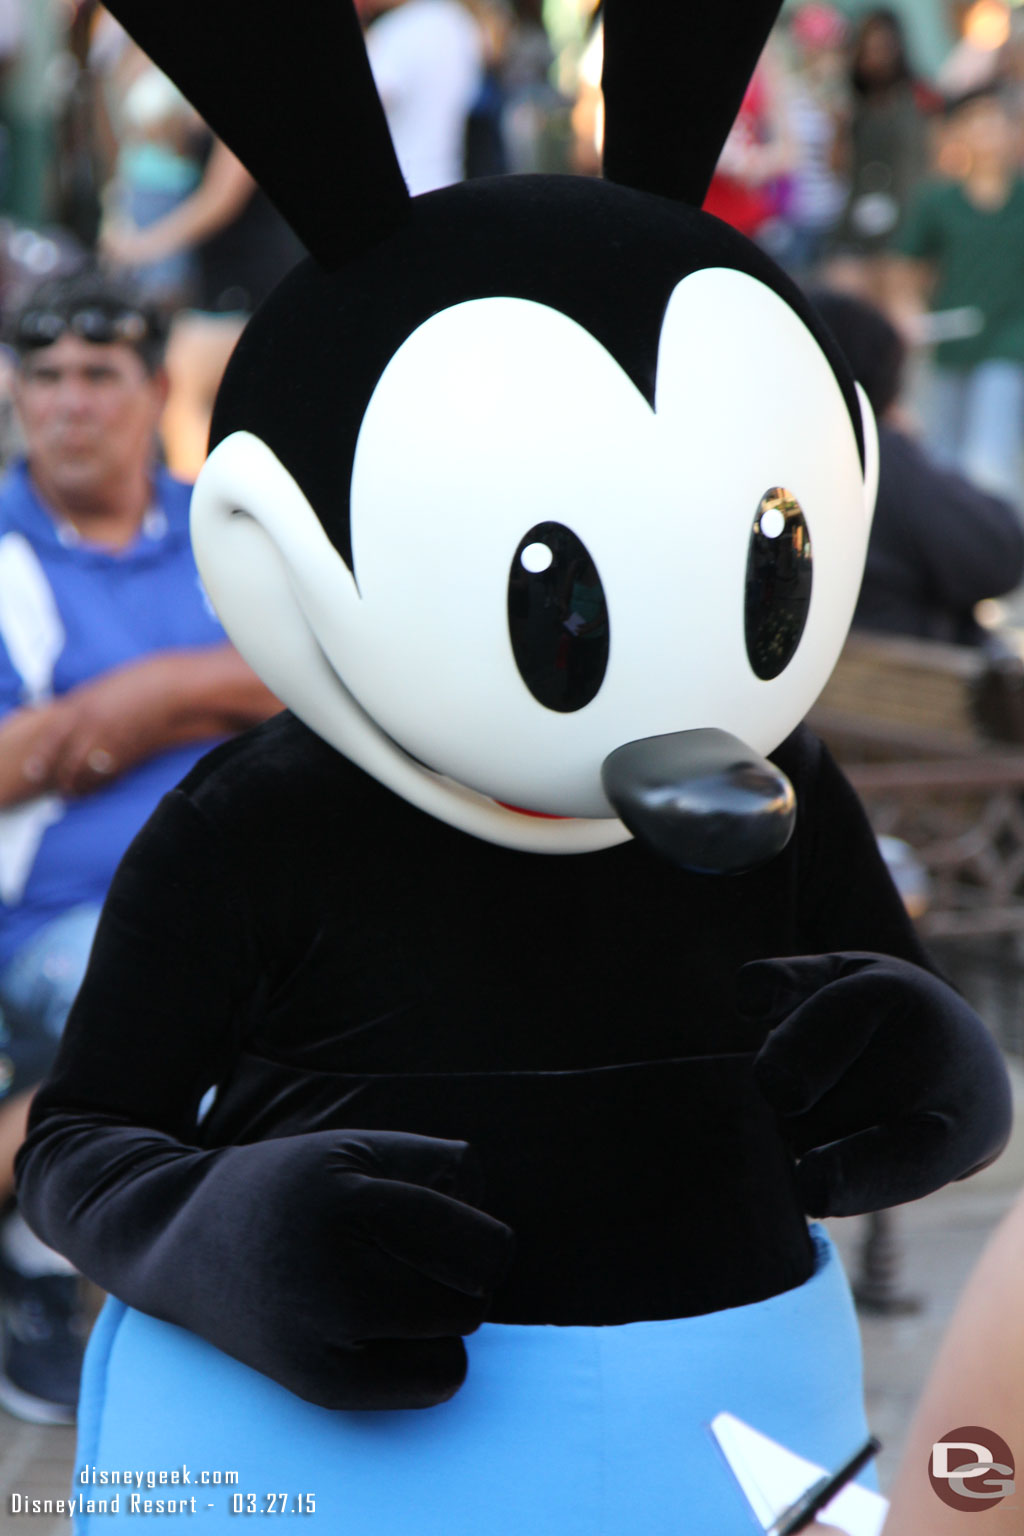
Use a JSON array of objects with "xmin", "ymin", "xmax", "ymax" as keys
[{"xmin": 766, "ymin": 1435, "xmax": 882, "ymax": 1536}]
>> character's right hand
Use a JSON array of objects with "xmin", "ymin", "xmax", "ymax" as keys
[{"xmin": 211, "ymin": 1129, "xmax": 514, "ymax": 1410}]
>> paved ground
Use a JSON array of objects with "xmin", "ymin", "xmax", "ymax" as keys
[
  {"xmin": 0, "ymin": 1420, "xmax": 76, "ymax": 1536},
  {"xmin": 2, "ymin": 1063, "xmax": 1022, "ymax": 1534}
]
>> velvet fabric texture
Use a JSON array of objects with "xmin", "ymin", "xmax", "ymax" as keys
[
  {"xmin": 603, "ymin": 0, "xmax": 783, "ymax": 206},
  {"xmin": 16, "ymin": 720, "xmax": 1011, "ymax": 1410},
  {"xmin": 744, "ymin": 951, "xmax": 1012, "ymax": 1213}
]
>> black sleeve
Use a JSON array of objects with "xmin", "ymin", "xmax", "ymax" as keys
[
  {"xmin": 20, "ymin": 789, "xmax": 252, "ymax": 1156},
  {"xmin": 747, "ymin": 730, "xmax": 1013, "ymax": 1215},
  {"xmin": 14, "ymin": 790, "xmax": 511, "ymax": 1410},
  {"xmin": 793, "ymin": 729, "xmax": 933, "ymax": 967}
]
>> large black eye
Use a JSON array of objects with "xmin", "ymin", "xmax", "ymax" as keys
[
  {"xmin": 745, "ymin": 488, "xmax": 812, "ymax": 681},
  {"xmin": 508, "ymin": 521, "xmax": 609, "ymax": 713}
]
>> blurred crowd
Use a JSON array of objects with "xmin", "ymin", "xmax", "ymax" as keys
[
  {"xmin": 709, "ymin": 0, "xmax": 1024, "ymax": 563},
  {"xmin": 0, "ymin": 4, "xmax": 1021, "ymax": 544}
]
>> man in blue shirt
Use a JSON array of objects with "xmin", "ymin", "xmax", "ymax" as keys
[{"xmin": 0, "ymin": 269, "xmax": 277, "ymax": 1424}]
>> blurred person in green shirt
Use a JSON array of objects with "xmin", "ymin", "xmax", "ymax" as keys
[{"xmin": 892, "ymin": 87, "xmax": 1024, "ymax": 511}]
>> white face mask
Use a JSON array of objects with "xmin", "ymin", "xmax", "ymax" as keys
[{"xmin": 190, "ymin": 268, "xmax": 876, "ymax": 858}]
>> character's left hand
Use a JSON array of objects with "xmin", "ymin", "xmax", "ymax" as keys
[{"xmin": 739, "ymin": 953, "xmax": 1013, "ymax": 1217}]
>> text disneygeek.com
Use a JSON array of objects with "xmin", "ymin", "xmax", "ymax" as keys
[{"xmin": 8, "ymin": 1466, "xmax": 317, "ymax": 1518}]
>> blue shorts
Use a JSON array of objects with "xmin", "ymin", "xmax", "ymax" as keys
[{"xmin": 72, "ymin": 1226, "xmax": 873, "ymax": 1534}]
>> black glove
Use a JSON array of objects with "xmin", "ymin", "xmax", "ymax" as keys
[
  {"xmin": 145, "ymin": 1127, "xmax": 514, "ymax": 1410},
  {"xmin": 738, "ymin": 952, "xmax": 1012, "ymax": 1217}
]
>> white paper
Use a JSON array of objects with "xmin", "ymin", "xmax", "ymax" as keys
[{"xmin": 710, "ymin": 1411, "xmax": 888, "ymax": 1536}]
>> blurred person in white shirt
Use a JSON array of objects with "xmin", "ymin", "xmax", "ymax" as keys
[{"xmin": 363, "ymin": 0, "xmax": 484, "ymax": 194}]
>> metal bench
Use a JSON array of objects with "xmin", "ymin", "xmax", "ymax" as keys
[{"xmin": 809, "ymin": 631, "xmax": 1024, "ymax": 940}]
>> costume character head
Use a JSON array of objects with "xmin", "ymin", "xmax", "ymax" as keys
[{"xmin": 109, "ymin": 0, "xmax": 878, "ymax": 872}]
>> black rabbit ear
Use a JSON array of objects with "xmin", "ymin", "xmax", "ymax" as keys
[
  {"xmin": 602, "ymin": 0, "xmax": 784, "ymax": 207},
  {"xmin": 101, "ymin": 0, "xmax": 410, "ymax": 269}
]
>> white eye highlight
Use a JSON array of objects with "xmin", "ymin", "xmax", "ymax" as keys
[
  {"xmin": 520, "ymin": 541, "xmax": 554, "ymax": 573},
  {"xmin": 759, "ymin": 506, "xmax": 786, "ymax": 540}
]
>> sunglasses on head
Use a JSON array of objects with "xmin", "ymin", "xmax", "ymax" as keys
[{"xmin": 13, "ymin": 305, "xmax": 153, "ymax": 351}]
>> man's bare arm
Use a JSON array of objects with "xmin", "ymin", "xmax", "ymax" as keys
[
  {"xmin": 0, "ymin": 645, "xmax": 279, "ymax": 804},
  {"xmin": 100, "ymin": 141, "xmax": 255, "ymax": 268},
  {"xmin": 0, "ymin": 704, "xmax": 69, "ymax": 809},
  {"xmin": 884, "ymin": 256, "xmax": 933, "ymax": 341}
]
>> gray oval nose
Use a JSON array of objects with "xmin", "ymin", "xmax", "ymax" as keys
[{"xmin": 601, "ymin": 728, "xmax": 796, "ymax": 875}]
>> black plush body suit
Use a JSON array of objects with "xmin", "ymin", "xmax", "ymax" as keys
[{"xmin": 17, "ymin": 713, "xmax": 932, "ymax": 1405}]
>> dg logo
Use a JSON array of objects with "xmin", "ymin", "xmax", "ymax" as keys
[{"xmin": 929, "ymin": 1426, "xmax": 1016, "ymax": 1512}]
